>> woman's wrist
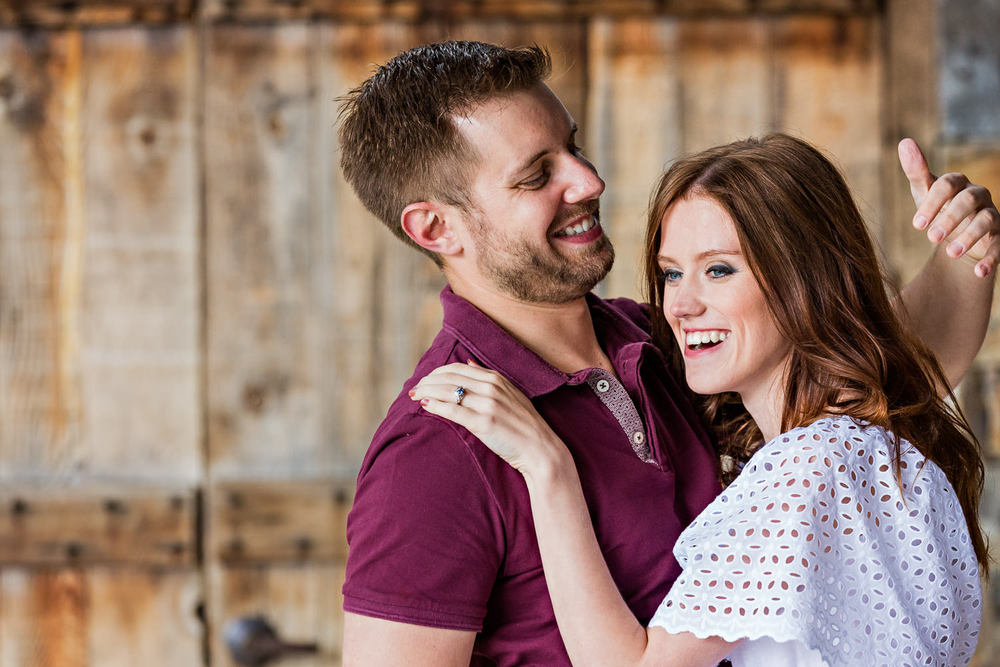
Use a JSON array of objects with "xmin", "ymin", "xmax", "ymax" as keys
[{"xmin": 520, "ymin": 436, "xmax": 578, "ymax": 489}]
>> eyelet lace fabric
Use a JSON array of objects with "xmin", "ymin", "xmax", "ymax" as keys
[{"xmin": 649, "ymin": 416, "xmax": 981, "ymax": 667}]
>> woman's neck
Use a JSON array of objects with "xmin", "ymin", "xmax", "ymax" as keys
[{"xmin": 740, "ymin": 367, "xmax": 789, "ymax": 443}]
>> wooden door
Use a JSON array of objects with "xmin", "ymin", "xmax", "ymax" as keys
[
  {"xmin": 0, "ymin": 25, "xmax": 203, "ymax": 665},
  {"xmin": 2, "ymin": 2, "xmax": 996, "ymax": 666}
]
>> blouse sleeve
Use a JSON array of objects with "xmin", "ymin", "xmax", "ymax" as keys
[{"xmin": 647, "ymin": 417, "xmax": 981, "ymax": 667}]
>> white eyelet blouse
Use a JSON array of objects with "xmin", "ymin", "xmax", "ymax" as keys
[{"xmin": 649, "ymin": 415, "xmax": 982, "ymax": 667}]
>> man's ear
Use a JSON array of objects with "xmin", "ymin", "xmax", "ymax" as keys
[{"xmin": 400, "ymin": 202, "xmax": 463, "ymax": 257}]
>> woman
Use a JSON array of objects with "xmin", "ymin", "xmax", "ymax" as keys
[{"xmin": 409, "ymin": 134, "xmax": 987, "ymax": 666}]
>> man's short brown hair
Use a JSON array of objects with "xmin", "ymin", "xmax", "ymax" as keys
[{"xmin": 337, "ymin": 41, "xmax": 551, "ymax": 264}]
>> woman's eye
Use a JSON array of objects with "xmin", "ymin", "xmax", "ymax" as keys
[
  {"xmin": 661, "ymin": 269, "xmax": 682, "ymax": 284},
  {"xmin": 569, "ymin": 142, "xmax": 585, "ymax": 156},
  {"xmin": 707, "ymin": 264, "xmax": 735, "ymax": 278}
]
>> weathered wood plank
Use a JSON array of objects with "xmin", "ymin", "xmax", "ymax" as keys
[
  {"xmin": 210, "ymin": 564, "xmax": 345, "ymax": 667},
  {"xmin": 209, "ymin": 480, "xmax": 353, "ymax": 564},
  {"xmin": 675, "ymin": 17, "xmax": 769, "ymax": 153},
  {"xmin": 0, "ymin": 0, "xmax": 193, "ymax": 27},
  {"xmin": 882, "ymin": 0, "xmax": 938, "ymax": 286},
  {"xmin": 205, "ymin": 22, "xmax": 342, "ymax": 477},
  {"xmin": 586, "ymin": 17, "xmax": 682, "ymax": 301},
  {"xmin": 0, "ymin": 30, "xmax": 85, "ymax": 477},
  {"xmin": 199, "ymin": 0, "xmax": 880, "ymax": 23},
  {"xmin": 322, "ymin": 22, "xmax": 436, "ymax": 463},
  {"xmin": 0, "ymin": 568, "xmax": 202, "ymax": 666},
  {"xmin": 78, "ymin": 26, "xmax": 201, "ymax": 479},
  {"xmin": 0, "ymin": 27, "xmax": 200, "ymax": 481},
  {"xmin": 771, "ymin": 15, "xmax": 882, "ymax": 237},
  {"xmin": 0, "ymin": 487, "xmax": 195, "ymax": 566}
]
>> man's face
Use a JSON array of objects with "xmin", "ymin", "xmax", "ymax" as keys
[{"xmin": 452, "ymin": 84, "xmax": 614, "ymax": 304}]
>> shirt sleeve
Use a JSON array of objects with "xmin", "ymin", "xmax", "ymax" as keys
[
  {"xmin": 649, "ymin": 430, "xmax": 833, "ymax": 644},
  {"xmin": 342, "ymin": 411, "xmax": 505, "ymax": 631},
  {"xmin": 648, "ymin": 418, "xmax": 982, "ymax": 666}
]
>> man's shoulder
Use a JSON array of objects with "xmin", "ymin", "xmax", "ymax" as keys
[{"xmin": 592, "ymin": 295, "xmax": 651, "ymax": 328}]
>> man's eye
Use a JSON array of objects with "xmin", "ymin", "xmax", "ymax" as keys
[
  {"xmin": 661, "ymin": 269, "xmax": 682, "ymax": 284},
  {"xmin": 522, "ymin": 169, "xmax": 549, "ymax": 188},
  {"xmin": 707, "ymin": 264, "xmax": 735, "ymax": 278}
]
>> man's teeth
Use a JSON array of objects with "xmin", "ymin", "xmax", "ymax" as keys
[
  {"xmin": 686, "ymin": 331, "xmax": 729, "ymax": 347},
  {"xmin": 555, "ymin": 216, "xmax": 596, "ymax": 237}
]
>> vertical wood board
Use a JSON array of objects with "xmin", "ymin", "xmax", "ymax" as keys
[
  {"xmin": 205, "ymin": 22, "xmax": 340, "ymax": 477},
  {"xmin": 0, "ymin": 568, "xmax": 202, "ymax": 667},
  {"xmin": 78, "ymin": 26, "xmax": 200, "ymax": 478},
  {"xmin": 882, "ymin": 0, "xmax": 938, "ymax": 285},
  {"xmin": 209, "ymin": 563, "xmax": 344, "ymax": 667},
  {"xmin": 0, "ymin": 30, "xmax": 85, "ymax": 477},
  {"xmin": 771, "ymin": 15, "xmax": 883, "ymax": 238},
  {"xmin": 586, "ymin": 17, "xmax": 683, "ymax": 301},
  {"xmin": 323, "ymin": 21, "xmax": 437, "ymax": 464},
  {"xmin": 675, "ymin": 17, "xmax": 770, "ymax": 154}
]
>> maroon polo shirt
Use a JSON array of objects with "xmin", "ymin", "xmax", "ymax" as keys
[{"xmin": 343, "ymin": 287, "xmax": 721, "ymax": 665}]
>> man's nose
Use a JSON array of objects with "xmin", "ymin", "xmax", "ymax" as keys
[{"xmin": 563, "ymin": 154, "xmax": 605, "ymax": 203}]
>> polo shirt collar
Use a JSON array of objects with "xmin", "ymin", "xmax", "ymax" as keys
[{"xmin": 439, "ymin": 286, "xmax": 652, "ymax": 399}]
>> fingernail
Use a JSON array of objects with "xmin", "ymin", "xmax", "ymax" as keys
[
  {"xmin": 914, "ymin": 215, "xmax": 928, "ymax": 229},
  {"xmin": 408, "ymin": 390, "xmax": 415, "ymax": 398},
  {"xmin": 947, "ymin": 241, "xmax": 965, "ymax": 257},
  {"xmin": 420, "ymin": 398, "xmax": 429, "ymax": 406},
  {"xmin": 928, "ymin": 226, "xmax": 944, "ymax": 243},
  {"xmin": 977, "ymin": 262, "xmax": 991, "ymax": 278}
]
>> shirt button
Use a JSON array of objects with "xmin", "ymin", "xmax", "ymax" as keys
[
  {"xmin": 596, "ymin": 379, "xmax": 611, "ymax": 392},
  {"xmin": 633, "ymin": 431, "xmax": 645, "ymax": 445}
]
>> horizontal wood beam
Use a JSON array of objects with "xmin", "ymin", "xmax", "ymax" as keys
[
  {"xmin": 0, "ymin": 0, "xmax": 193, "ymax": 26},
  {"xmin": 209, "ymin": 479, "xmax": 354, "ymax": 565},
  {"xmin": 0, "ymin": 0, "xmax": 881, "ymax": 27},
  {"xmin": 0, "ymin": 487, "xmax": 197, "ymax": 567}
]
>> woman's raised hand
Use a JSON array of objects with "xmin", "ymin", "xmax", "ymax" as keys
[{"xmin": 409, "ymin": 362, "xmax": 570, "ymax": 478}]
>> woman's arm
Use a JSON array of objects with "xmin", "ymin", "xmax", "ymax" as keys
[{"xmin": 410, "ymin": 364, "xmax": 739, "ymax": 667}]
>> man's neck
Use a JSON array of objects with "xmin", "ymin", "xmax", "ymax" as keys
[{"xmin": 450, "ymin": 279, "xmax": 613, "ymax": 375}]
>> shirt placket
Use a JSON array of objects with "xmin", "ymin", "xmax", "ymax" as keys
[{"xmin": 585, "ymin": 369, "xmax": 654, "ymax": 463}]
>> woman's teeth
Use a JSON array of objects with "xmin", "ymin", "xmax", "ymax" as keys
[
  {"xmin": 555, "ymin": 216, "xmax": 596, "ymax": 237},
  {"xmin": 686, "ymin": 330, "xmax": 728, "ymax": 348}
]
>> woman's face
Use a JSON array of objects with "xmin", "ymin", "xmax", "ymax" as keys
[{"xmin": 657, "ymin": 195, "xmax": 791, "ymax": 407}]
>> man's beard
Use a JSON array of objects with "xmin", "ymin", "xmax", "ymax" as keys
[{"xmin": 469, "ymin": 208, "xmax": 615, "ymax": 304}]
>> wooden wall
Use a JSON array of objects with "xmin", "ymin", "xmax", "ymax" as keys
[{"xmin": 0, "ymin": 1, "xmax": 997, "ymax": 665}]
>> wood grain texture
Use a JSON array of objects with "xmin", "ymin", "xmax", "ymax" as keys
[
  {"xmin": 0, "ymin": 568, "xmax": 202, "ymax": 666},
  {"xmin": 586, "ymin": 17, "xmax": 682, "ymax": 301},
  {"xmin": 882, "ymin": 0, "xmax": 938, "ymax": 286},
  {"xmin": 0, "ymin": 1, "xmax": 193, "ymax": 27},
  {"xmin": 0, "ymin": 27, "xmax": 200, "ymax": 481},
  {"xmin": 198, "ymin": 0, "xmax": 879, "ymax": 23},
  {"xmin": 771, "ymin": 15, "xmax": 882, "ymax": 237},
  {"xmin": 0, "ymin": 487, "xmax": 195, "ymax": 566},
  {"xmin": 0, "ymin": 30, "xmax": 85, "ymax": 478},
  {"xmin": 78, "ymin": 26, "xmax": 200, "ymax": 478},
  {"xmin": 209, "ymin": 563, "xmax": 345, "ymax": 667},
  {"xmin": 209, "ymin": 479, "xmax": 352, "ymax": 564},
  {"xmin": 676, "ymin": 17, "xmax": 769, "ymax": 154},
  {"xmin": 322, "ymin": 22, "xmax": 441, "ymax": 464},
  {"xmin": 205, "ymin": 22, "xmax": 342, "ymax": 477}
]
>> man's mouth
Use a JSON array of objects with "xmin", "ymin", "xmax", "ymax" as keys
[
  {"xmin": 553, "ymin": 214, "xmax": 598, "ymax": 238},
  {"xmin": 685, "ymin": 330, "xmax": 729, "ymax": 351}
]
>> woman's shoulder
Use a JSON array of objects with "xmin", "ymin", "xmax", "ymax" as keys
[{"xmin": 753, "ymin": 415, "xmax": 908, "ymax": 471}]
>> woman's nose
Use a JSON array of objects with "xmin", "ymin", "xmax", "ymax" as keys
[{"xmin": 667, "ymin": 282, "xmax": 705, "ymax": 320}]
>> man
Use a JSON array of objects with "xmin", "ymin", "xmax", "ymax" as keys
[{"xmin": 338, "ymin": 42, "xmax": 997, "ymax": 665}]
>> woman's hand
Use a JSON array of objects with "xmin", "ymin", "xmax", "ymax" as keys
[{"xmin": 409, "ymin": 362, "xmax": 570, "ymax": 478}]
